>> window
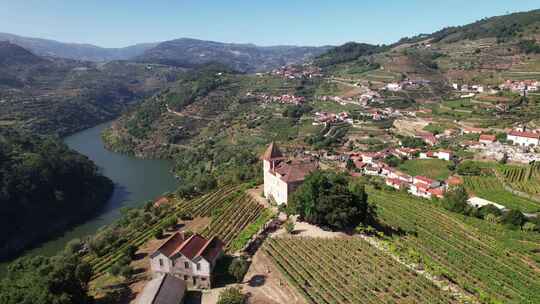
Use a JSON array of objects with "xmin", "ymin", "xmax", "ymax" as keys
[
  {"xmin": 184, "ymin": 262, "xmax": 189, "ymax": 269},
  {"xmin": 159, "ymin": 259, "xmax": 163, "ymax": 267},
  {"xmin": 192, "ymin": 276, "xmax": 197, "ymax": 285},
  {"xmin": 196, "ymin": 263, "xmax": 201, "ymax": 271},
  {"xmin": 184, "ymin": 275, "xmax": 188, "ymax": 281},
  {"xmin": 201, "ymin": 277, "xmax": 207, "ymax": 281}
]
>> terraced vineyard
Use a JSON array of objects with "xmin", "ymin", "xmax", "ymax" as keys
[
  {"xmin": 369, "ymin": 189, "xmax": 540, "ymax": 304},
  {"xmin": 86, "ymin": 185, "xmax": 263, "ymax": 278},
  {"xmin": 263, "ymin": 238, "xmax": 458, "ymax": 304},
  {"xmin": 201, "ymin": 192, "xmax": 265, "ymax": 250},
  {"xmin": 463, "ymin": 176, "xmax": 540, "ymax": 212},
  {"xmin": 499, "ymin": 163, "xmax": 540, "ymax": 196}
]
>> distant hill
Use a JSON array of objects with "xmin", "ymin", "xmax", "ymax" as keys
[
  {"xmin": 0, "ymin": 42, "xmax": 182, "ymax": 135},
  {"xmin": 0, "ymin": 32, "xmax": 158, "ymax": 62},
  {"xmin": 0, "ymin": 41, "xmax": 45, "ymax": 66},
  {"xmin": 136, "ymin": 38, "xmax": 332, "ymax": 72}
]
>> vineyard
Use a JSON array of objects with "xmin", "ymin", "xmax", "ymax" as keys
[
  {"xmin": 369, "ymin": 189, "xmax": 540, "ymax": 304},
  {"xmin": 86, "ymin": 185, "xmax": 264, "ymax": 278},
  {"xmin": 263, "ymin": 237, "xmax": 458, "ymax": 304},
  {"xmin": 499, "ymin": 163, "xmax": 540, "ymax": 196},
  {"xmin": 463, "ymin": 176, "xmax": 540, "ymax": 212}
]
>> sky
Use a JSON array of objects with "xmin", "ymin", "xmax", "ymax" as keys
[{"xmin": 0, "ymin": 1, "xmax": 539, "ymax": 48}]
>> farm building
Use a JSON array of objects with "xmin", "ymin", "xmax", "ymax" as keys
[
  {"xmin": 150, "ymin": 232, "xmax": 224, "ymax": 289},
  {"xmin": 137, "ymin": 274, "xmax": 186, "ymax": 304}
]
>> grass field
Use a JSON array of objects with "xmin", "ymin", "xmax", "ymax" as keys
[
  {"xmin": 463, "ymin": 176, "xmax": 540, "ymax": 212},
  {"xmin": 399, "ymin": 159, "xmax": 452, "ymax": 180},
  {"xmin": 368, "ymin": 188, "xmax": 540, "ymax": 304},
  {"xmin": 263, "ymin": 237, "xmax": 459, "ymax": 304}
]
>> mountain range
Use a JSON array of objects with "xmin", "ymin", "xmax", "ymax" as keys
[{"xmin": 0, "ymin": 32, "xmax": 331, "ymax": 72}]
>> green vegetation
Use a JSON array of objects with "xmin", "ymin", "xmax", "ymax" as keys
[
  {"xmin": 0, "ymin": 251, "xmax": 93, "ymax": 304},
  {"xmin": 499, "ymin": 162, "xmax": 540, "ymax": 196},
  {"xmin": 289, "ymin": 171, "xmax": 375, "ymax": 230},
  {"xmin": 0, "ymin": 128, "xmax": 113, "ymax": 260},
  {"xmin": 263, "ymin": 238, "xmax": 458, "ymax": 304},
  {"xmin": 229, "ymin": 209, "xmax": 274, "ymax": 252},
  {"xmin": 217, "ymin": 286, "xmax": 246, "ymax": 304},
  {"xmin": 315, "ymin": 42, "xmax": 386, "ymax": 67},
  {"xmin": 463, "ymin": 176, "xmax": 540, "ymax": 212},
  {"xmin": 399, "ymin": 159, "xmax": 452, "ymax": 180},
  {"xmin": 369, "ymin": 188, "xmax": 540, "ymax": 304}
]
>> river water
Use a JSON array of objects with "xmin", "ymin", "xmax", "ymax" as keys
[{"xmin": 0, "ymin": 122, "xmax": 178, "ymax": 273}]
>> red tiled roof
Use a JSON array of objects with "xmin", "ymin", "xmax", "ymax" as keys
[
  {"xmin": 428, "ymin": 188, "xmax": 445, "ymax": 197},
  {"xmin": 508, "ymin": 131, "xmax": 540, "ymax": 139},
  {"xmin": 274, "ymin": 160, "xmax": 318, "ymax": 183},
  {"xmin": 446, "ymin": 176, "xmax": 463, "ymax": 186},
  {"xmin": 386, "ymin": 178, "xmax": 406, "ymax": 186},
  {"xmin": 415, "ymin": 176, "xmax": 434, "ymax": 184},
  {"xmin": 261, "ymin": 142, "xmax": 284, "ymax": 160},
  {"xmin": 153, "ymin": 233, "xmax": 186, "ymax": 257},
  {"xmin": 154, "ymin": 196, "xmax": 170, "ymax": 208},
  {"xmin": 479, "ymin": 134, "xmax": 496, "ymax": 142},
  {"xmin": 414, "ymin": 183, "xmax": 430, "ymax": 191},
  {"xmin": 153, "ymin": 233, "xmax": 224, "ymax": 263}
]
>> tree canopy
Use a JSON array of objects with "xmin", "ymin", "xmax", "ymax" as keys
[
  {"xmin": 0, "ymin": 253, "xmax": 93, "ymax": 304},
  {"xmin": 0, "ymin": 128, "xmax": 113, "ymax": 260},
  {"xmin": 289, "ymin": 171, "xmax": 375, "ymax": 230}
]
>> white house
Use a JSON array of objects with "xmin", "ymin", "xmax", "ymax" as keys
[
  {"xmin": 386, "ymin": 83, "xmax": 402, "ymax": 91},
  {"xmin": 150, "ymin": 233, "xmax": 224, "ymax": 289},
  {"xmin": 507, "ymin": 130, "xmax": 540, "ymax": 147},
  {"xmin": 262, "ymin": 142, "xmax": 317, "ymax": 205},
  {"xmin": 437, "ymin": 150, "xmax": 453, "ymax": 161}
]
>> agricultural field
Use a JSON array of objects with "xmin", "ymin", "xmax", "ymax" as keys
[
  {"xmin": 398, "ymin": 159, "xmax": 452, "ymax": 180},
  {"xmin": 499, "ymin": 163, "xmax": 540, "ymax": 196},
  {"xmin": 369, "ymin": 189, "xmax": 540, "ymax": 304},
  {"xmin": 85, "ymin": 185, "xmax": 264, "ymax": 279},
  {"xmin": 463, "ymin": 176, "xmax": 540, "ymax": 212},
  {"xmin": 263, "ymin": 237, "xmax": 459, "ymax": 304}
]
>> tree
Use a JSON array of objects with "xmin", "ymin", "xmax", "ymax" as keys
[
  {"xmin": 124, "ymin": 245, "xmax": 138, "ymax": 260},
  {"xmin": 346, "ymin": 158, "xmax": 355, "ymax": 171},
  {"xmin": 442, "ymin": 186, "xmax": 469, "ymax": 214},
  {"xmin": 457, "ymin": 161, "xmax": 481, "ymax": 176},
  {"xmin": 501, "ymin": 209, "xmax": 526, "ymax": 228},
  {"xmin": 400, "ymin": 136, "xmax": 426, "ymax": 148},
  {"xmin": 285, "ymin": 219, "xmax": 295, "ymax": 234},
  {"xmin": 289, "ymin": 171, "xmax": 374, "ymax": 230},
  {"xmin": 0, "ymin": 253, "xmax": 93, "ymax": 304},
  {"xmin": 153, "ymin": 229, "xmax": 163, "ymax": 239},
  {"xmin": 228, "ymin": 258, "xmax": 250, "ymax": 283},
  {"xmin": 217, "ymin": 287, "xmax": 246, "ymax": 304},
  {"xmin": 120, "ymin": 265, "xmax": 134, "ymax": 280}
]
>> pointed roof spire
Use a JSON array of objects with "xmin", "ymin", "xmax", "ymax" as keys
[{"xmin": 261, "ymin": 141, "xmax": 284, "ymax": 161}]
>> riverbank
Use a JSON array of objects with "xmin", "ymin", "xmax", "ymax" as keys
[{"xmin": 0, "ymin": 122, "xmax": 178, "ymax": 275}]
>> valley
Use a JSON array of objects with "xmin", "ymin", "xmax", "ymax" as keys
[{"xmin": 1, "ymin": 6, "xmax": 540, "ymax": 304}]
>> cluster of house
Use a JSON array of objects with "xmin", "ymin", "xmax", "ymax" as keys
[
  {"xmin": 346, "ymin": 150, "xmax": 454, "ymax": 199},
  {"xmin": 317, "ymin": 90, "xmax": 382, "ymax": 106},
  {"xmin": 246, "ymin": 92, "xmax": 306, "ymax": 105},
  {"xmin": 385, "ymin": 79, "xmax": 430, "ymax": 92},
  {"xmin": 452, "ymin": 83, "xmax": 486, "ymax": 93},
  {"xmin": 138, "ymin": 231, "xmax": 225, "ymax": 303},
  {"xmin": 313, "ymin": 111, "xmax": 353, "ymax": 125},
  {"xmin": 270, "ymin": 65, "xmax": 323, "ymax": 79},
  {"xmin": 499, "ymin": 80, "xmax": 539, "ymax": 94}
]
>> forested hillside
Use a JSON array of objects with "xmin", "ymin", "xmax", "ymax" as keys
[{"xmin": 0, "ymin": 128, "xmax": 113, "ymax": 260}]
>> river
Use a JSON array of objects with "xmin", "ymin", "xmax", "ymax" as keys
[{"xmin": 0, "ymin": 122, "xmax": 178, "ymax": 273}]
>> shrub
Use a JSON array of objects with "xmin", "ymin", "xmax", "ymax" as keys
[
  {"xmin": 153, "ymin": 229, "xmax": 163, "ymax": 239},
  {"xmin": 501, "ymin": 209, "xmax": 526, "ymax": 228},
  {"xmin": 228, "ymin": 258, "xmax": 250, "ymax": 283},
  {"xmin": 284, "ymin": 219, "xmax": 295, "ymax": 234},
  {"xmin": 217, "ymin": 287, "xmax": 246, "ymax": 304}
]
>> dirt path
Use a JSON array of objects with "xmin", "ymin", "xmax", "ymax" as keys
[{"xmin": 243, "ymin": 249, "xmax": 307, "ymax": 304}]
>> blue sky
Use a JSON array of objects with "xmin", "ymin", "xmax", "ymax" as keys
[{"xmin": 0, "ymin": 1, "xmax": 538, "ymax": 48}]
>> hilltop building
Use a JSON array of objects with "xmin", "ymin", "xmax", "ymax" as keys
[
  {"xmin": 262, "ymin": 142, "xmax": 318, "ymax": 205},
  {"xmin": 507, "ymin": 130, "xmax": 540, "ymax": 147},
  {"xmin": 150, "ymin": 232, "xmax": 224, "ymax": 289}
]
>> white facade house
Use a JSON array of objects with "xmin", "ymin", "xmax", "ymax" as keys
[
  {"xmin": 262, "ymin": 142, "xmax": 317, "ymax": 205},
  {"xmin": 386, "ymin": 83, "xmax": 402, "ymax": 91},
  {"xmin": 507, "ymin": 130, "xmax": 540, "ymax": 147},
  {"xmin": 150, "ymin": 233, "xmax": 223, "ymax": 289}
]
